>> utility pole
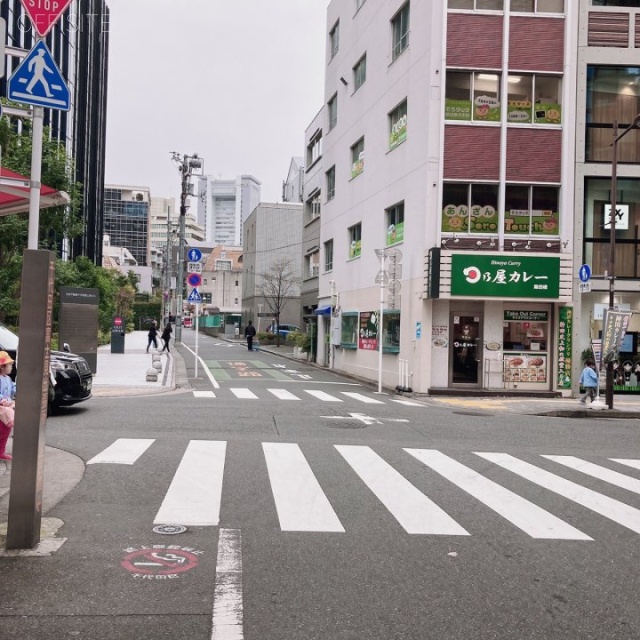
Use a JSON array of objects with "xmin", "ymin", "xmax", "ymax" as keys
[{"xmin": 171, "ymin": 152, "xmax": 204, "ymax": 343}]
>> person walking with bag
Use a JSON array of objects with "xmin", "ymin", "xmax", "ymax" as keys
[
  {"xmin": 0, "ymin": 351, "xmax": 16, "ymax": 460},
  {"xmin": 146, "ymin": 320, "xmax": 159, "ymax": 353},
  {"xmin": 244, "ymin": 320, "xmax": 257, "ymax": 351},
  {"xmin": 579, "ymin": 358, "xmax": 599, "ymax": 404},
  {"xmin": 161, "ymin": 322, "xmax": 172, "ymax": 353}
]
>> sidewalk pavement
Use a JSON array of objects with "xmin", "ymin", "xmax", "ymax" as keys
[{"xmin": 1, "ymin": 331, "xmax": 639, "ymax": 552}]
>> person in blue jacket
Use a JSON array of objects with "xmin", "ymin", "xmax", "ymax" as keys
[{"xmin": 579, "ymin": 359, "xmax": 599, "ymax": 404}]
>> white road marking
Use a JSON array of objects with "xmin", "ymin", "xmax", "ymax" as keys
[
  {"xmin": 230, "ymin": 388, "xmax": 259, "ymax": 399},
  {"xmin": 406, "ymin": 449, "xmax": 591, "ymax": 540},
  {"xmin": 194, "ymin": 390, "xmax": 216, "ymax": 398},
  {"xmin": 391, "ymin": 399, "xmax": 423, "ymax": 407},
  {"xmin": 611, "ymin": 458, "xmax": 640, "ymax": 471},
  {"xmin": 87, "ymin": 438, "xmax": 155, "ymax": 465},
  {"xmin": 183, "ymin": 344, "xmax": 220, "ymax": 389},
  {"xmin": 268, "ymin": 388, "xmax": 300, "ymax": 400},
  {"xmin": 544, "ymin": 455, "xmax": 640, "ymax": 495},
  {"xmin": 336, "ymin": 445, "xmax": 469, "ymax": 535},
  {"xmin": 262, "ymin": 443, "xmax": 344, "ymax": 532},
  {"xmin": 154, "ymin": 440, "xmax": 226, "ymax": 526},
  {"xmin": 211, "ymin": 528, "xmax": 244, "ymax": 640},
  {"xmin": 477, "ymin": 452, "xmax": 640, "ymax": 535},
  {"xmin": 341, "ymin": 392, "xmax": 385, "ymax": 404},
  {"xmin": 305, "ymin": 390, "xmax": 343, "ymax": 402}
]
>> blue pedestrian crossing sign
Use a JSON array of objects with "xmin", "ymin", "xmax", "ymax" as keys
[
  {"xmin": 187, "ymin": 288, "xmax": 202, "ymax": 303},
  {"xmin": 8, "ymin": 41, "xmax": 70, "ymax": 111},
  {"xmin": 579, "ymin": 264, "xmax": 591, "ymax": 283}
]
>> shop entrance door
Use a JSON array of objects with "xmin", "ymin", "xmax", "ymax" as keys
[{"xmin": 450, "ymin": 314, "xmax": 483, "ymax": 386}]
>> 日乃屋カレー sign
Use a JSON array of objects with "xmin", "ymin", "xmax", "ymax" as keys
[
  {"xmin": 20, "ymin": 0, "xmax": 73, "ymax": 37},
  {"xmin": 451, "ymin": 254, "xmax": 560, "ymax": 299}
]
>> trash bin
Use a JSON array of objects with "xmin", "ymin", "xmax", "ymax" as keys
[{"xmin": 111, "ymin": 315, "xmax": 125, "ymax": 353}]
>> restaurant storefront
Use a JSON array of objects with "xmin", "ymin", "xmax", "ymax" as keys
[{"xmin": 428, "ymin": 250, "xmax": 573, "ymax": 393}]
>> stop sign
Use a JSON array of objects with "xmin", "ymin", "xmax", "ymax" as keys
[{"xmin": 20, "ymin": 0, "xmax": 74, "ymax": 37}]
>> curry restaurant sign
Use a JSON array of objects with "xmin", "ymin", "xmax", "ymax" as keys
[{"xmin": 451, "ymin": 254, "xmax": 560, "ymax": 298}]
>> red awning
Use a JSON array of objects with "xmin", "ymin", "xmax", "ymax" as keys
[{"xmin": 0, "ymin": 166, "xmax": 70, "ymax": 216}]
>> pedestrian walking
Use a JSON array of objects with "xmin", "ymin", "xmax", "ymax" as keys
[
  {"xmin": 161, "ymin": 322, "xmax": 172, "ymax": 353},
  {"xmin": 0, "ymin": 351, "xmax": 16, "ymax": 461},
  {"xmin": 146, "ymin": 320, "xmax": 159, "ymax": 353},
  {"xmin": 579, "ymin": 358, "xmax": 599, "ymax": 404},
  {"xmin": 244, "ymin": 320, "xmax": 257, "ymax": 351}
]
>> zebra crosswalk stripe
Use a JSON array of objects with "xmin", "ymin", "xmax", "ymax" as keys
[
  {"xmin": 304, "ymin": 390, "xmax": 343, "ymax": 402},
  {"xmin": 87, "ymin": 438, "xmax": 155, "ymax": 465},
  {"xmin": 477, "ymin": 452, "xmax": 640, "ymax": 535},
  {"xmin": 154, "ymin": 440, "xmax": 226, "ymax": 526},
  {"xmin": 268, "ymin": 388, "xmax": 300, "ymax": 401},
  {"xmin": 262, "ymin": 442, "xmax": 344, "ymax": 532},
  {"xmin": 610, "ymin": 458, "xmax": 640, "ymax": 471},
  {"xmin": 341, "ymin": 392, "xmax": 385, "ymax": 404},
  {"xmin": 543, "ymin": 455, "xmax": 640, "ymax": 495},
  {"xmin": 406, "ymin": 449, "xmax": 591, "ymax": 540},
  {"xmin": 230, "ymin": 388, "xmax": 259, "ymax": 399},
  {"xmin": 336, "ymin": 445, "xmax": 469, "ymax": 535}
]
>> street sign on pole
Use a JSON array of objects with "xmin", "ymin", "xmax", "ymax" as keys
[
  {"xmin": 187, "ymin": 273, "xmax": 202, "ymax": 288},
  {"xmin": 187, "ymin": 248, "xmax": 202, "ymax": 262},
  {"xmin": 579, "ymin": 264, "xmax": 591, "ymax": 283},
  {"xmin": 8, "ymin": 41, "xmax": 70, "ymax": 111},
  {"xmin": 187, "ymin": 288, "xmax": 202, "ymax": 303},
  {"xmin": 19, "ymin": 0, "xmax": 74, "ymax": 37},
  {"xmin": 187, "ymin": 261, "xmax": 202, "ymax": 274}
]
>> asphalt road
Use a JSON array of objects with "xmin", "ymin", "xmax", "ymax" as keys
[{"xmin": 1, "ymin": 332, "xmax": 640, "ymax": 639}]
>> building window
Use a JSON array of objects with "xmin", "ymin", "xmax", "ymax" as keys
[
  {"xmin": 448, "ymin": 0, "xmax": 504, "ymax": 8},
  {"xmin": 324, "ymin": 239, "xmax": 334, "ymax": 271},
  {"xmin": 391, "ymin": 2, "xmax": 410, "ymax": 61},
  {"xmin": 507, "ymin": 74, "xmax": 562, "ymax": 124},
  {"xmin": 382, "ymin": 310, "xmax": 401, "ymax": 353},
  {"xmin": 584, "ymin": 177, "xmax": 640, "ymax": 278},
  {"xmin": 504, "ymin": 185, "xmax": 559, "ymax": 235},
  {"xmin": 353, "ymin": 54, "xmax": 367, "ymax": 90},
  {"xmin": 306, "ymin": 190, "xmax": 321, "ymax": 222},
  {"xmin": 351, "ymin": 137, "xmax": 365, "ymax": 178},
  {"xmin": 389, "ymin": 100, "xmax": 407, "ymax": 149},
  {"xmin": 328, "ymin": 93, "xmax": 338, "ymax": 131},
  {"xmin": 348, "ymin": 223, "xmax": 362, "ymax": 259},
  {"xmin": 305, "ymin": 251, "xmax": 320, "ymax": 279},
  {"xmin": 442, "ymin": 183, "xmax": 499, "ymax": 234},
  {"xmin": 326, "ymin": 166, "xmax": 336, "ymax": 201},
  {"xmin": 216, "ymin": 259, "xmax": 232, "ymax": 270},
  {"xmin": 306, "ymin": 130, "xmax": 323, "ymax": 167},
  {"xmin": 330, "ymin": 20, "xmax": 340, "ymax": 59},
  {"xmin": 445, "ymin": 71, "xmax": 501, "ymax": 122},
  {"xmin": 586, "ymin": 66, "xmax": 640, "ymax": 162},
  {"xmin": 510, "ymin": 0, "xmax": 564, "ymax": 12},
  {"xmin": 235, "ymin": 280, "xmax": 239, "ymax": 286},
  {"xmin": 341, "ymin": 312, "xmax": 358, "ymax": 349},
  {"xmin": 386, "ymin": 202, "xmax": 405, "ymax": 246}
]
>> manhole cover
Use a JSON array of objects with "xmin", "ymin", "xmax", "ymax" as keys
[
  {"xmin": 322, "ymin": 421, "xmax": 369, "ymax": 429},
  {"xmin": 152, "ymin": 524, "xmax": 188, "ymax": 535},
  {"xmin": 452, "ymin": 411, "xmax": 494, "ymax": 417}
]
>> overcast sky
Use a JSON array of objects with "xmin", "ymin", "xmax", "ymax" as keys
[{"xmin": 104, "ymin": 0, "xmax": 328, "ymax": 204}]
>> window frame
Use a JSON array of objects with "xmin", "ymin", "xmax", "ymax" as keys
[
  {"xmin": 391, "ymin": 1, "xmax": 410, "ymax": 61},
  {"xmin": 382, "ymin": 310, "xmax": 401, "ymax": 353},
  {"xmin": 385, "ymin": 201, "xmax": 405, "ymax": 246},
  {"xmin": 330, "ymin": 20, "xmax": 340, "ymax": 59},
  {"xmin": 328, "ymin": 93, "xmax": 338, "ymax": 131},
  {"xmin": 340, "ymin": 312, "xmax": 359, "ymax": 349},
  {"xmin": 326, "ymin": 166, "xmax": 336, "ymax": 201},
  {"xmin": 348, "ymin": 223, "xmax": 362, "ymax": 259},
  {"xmin": 350, "ymin": 137, "xmax": 365, "ymax": 178},
  {"xmin": 353, "ymin": 54, "xmax": 367, "ymax": 91},
  {"xmin": 324, "ymin": 239, "xmax": 334, "ymax": 272},
  {"xmin": 389, "ymin": 100, "xmax": 408, "ymax": 149}
]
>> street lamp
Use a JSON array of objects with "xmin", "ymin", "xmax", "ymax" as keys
[
  {"xmin": 170, "ymin": 152, "xmax": 204, "ymax": 343},
  {"xmin": 605, "ymin": 115, "xmax": 640, "ymax": 409}
]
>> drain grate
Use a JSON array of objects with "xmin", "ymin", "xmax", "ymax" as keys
[{"xmin": 322, "ymin": 421, "xmax": 369, "ymax": 430}]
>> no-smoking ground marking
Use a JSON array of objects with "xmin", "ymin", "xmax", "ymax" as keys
[{"xmin": 121, "ymin": 545, "xmax": 202, "ymax": 579}]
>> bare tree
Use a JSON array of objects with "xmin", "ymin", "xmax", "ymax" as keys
[{"xmin": 259, "ymin": 258, "xmax": 301, "ymax": 345}]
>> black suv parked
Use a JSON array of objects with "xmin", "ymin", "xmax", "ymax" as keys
[{"xmin": 0, "ymin": 322, "xmax": 92, "ymax": 412}]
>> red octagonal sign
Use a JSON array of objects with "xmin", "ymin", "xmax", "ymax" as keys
[{"xmin": 21, "ymin": 0, "xmax": 74, "ymax": 37}]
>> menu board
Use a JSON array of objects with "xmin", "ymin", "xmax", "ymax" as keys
[
  {"xmin": 359, "ymin": 311, "xmax": 378, "ymax": 351},
  {"xmin": 503, "ymin": 352, "xmax": 547, "ymax": 383}
]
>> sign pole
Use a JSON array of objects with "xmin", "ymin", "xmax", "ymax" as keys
[
  {"xmin": 27, "ymin": 106, "xmax": 44, "ymax": 249},
  {"xmin": 195, "ymin": 304, "xmax": 199, "ymax": 377}
]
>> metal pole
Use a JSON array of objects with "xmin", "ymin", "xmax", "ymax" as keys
[
  {"xmin": 377, "ymin": 250, "xmax": 385, "ymax": 394},
  {"xmin": 606, "ymin": 122, "xmax": 618, "ymax": 410},
  {"xmin": 27, "ymin": 107, "xmax": 44, "ymax": 249},
  {"xmin": 175, "ymin": 156, "xmax": 188, "ymax": 343},
  {"xmin": 165, "ymin": 208, "xmax": 171, "ymax": 324},
  {"xmin": 195, "ymin": 303, "xmax": 199, "ymax": 377}
]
